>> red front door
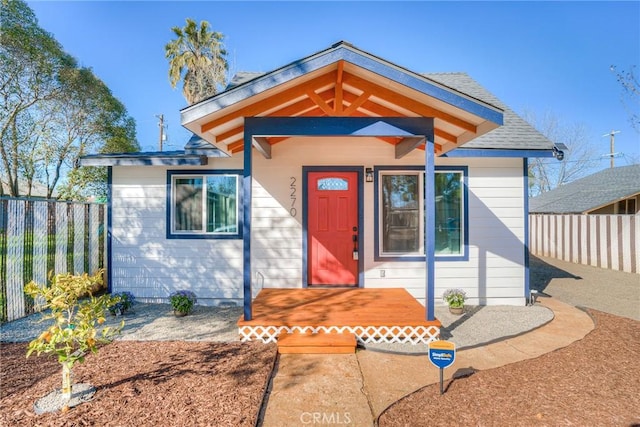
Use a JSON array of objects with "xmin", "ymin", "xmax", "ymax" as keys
[{"xmin": 308, "ymin": 171, "xmax": 359, "ymax": 286}]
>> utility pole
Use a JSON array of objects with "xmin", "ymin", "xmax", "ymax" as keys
[
  {"xmin": 603, "ymin": 130, "xmax": 620, "ymax": 169},
  {"xmin": 156, "ymin": 114, "xmax": 165, "ymax": 152}
]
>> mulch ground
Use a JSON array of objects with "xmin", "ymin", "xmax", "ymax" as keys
[
  {"xmin": 2, "ymin": 310, "xmax": 639, "ymax": 426},
  {"xmin": 1, "ymin": 341, "xmax": 277, "ymax": 427},
  {"xmin": 379, "ymin": 309, "xmax": 640, "ymax": 427}
]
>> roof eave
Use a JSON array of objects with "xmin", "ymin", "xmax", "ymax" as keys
[
  {"xmin": 443, "ymin": 148, "xmax": 555, "ymax": 158},
  {"xmin": 79, "ymin": 152, "xmax": 208, "ymax": 167}
]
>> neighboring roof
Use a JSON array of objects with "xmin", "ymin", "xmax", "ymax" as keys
[
  {"xmin": 425, "ymin": 73, "xmax": 553, "ymax": 151},
  {"xmin": 1, "ymin": 179, "xmax": 53, "ymax": 198},
  {"xmin": 529, "ymin": 164, "xmax": 640, "ymax": 214}
]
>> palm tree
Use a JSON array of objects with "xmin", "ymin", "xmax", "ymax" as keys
[{"xmin": 165, "ymin": 19, "xmax": 228, "ymax": 105}]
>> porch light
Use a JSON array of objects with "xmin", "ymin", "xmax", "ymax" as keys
[{"xmin": 365, "ymin": 168, "xmax": 374, "ymax": 182}]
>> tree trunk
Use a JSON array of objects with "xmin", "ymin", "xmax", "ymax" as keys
[{"xmin": 61, "ymin": 362, "xmax": 72, "ymax": 400}]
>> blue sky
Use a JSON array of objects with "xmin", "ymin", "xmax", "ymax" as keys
[{"xmin": 28, "ymin": 1, "xmax": 640, "ymax": 170}]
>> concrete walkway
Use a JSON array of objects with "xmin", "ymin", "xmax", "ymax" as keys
[
  {"xmin": 531, "ymin": 255, "xmax": 639, "ymax": 321},
  {"xmin": 260, "ymin": 297, "xmax": 594, "ymax": 426}
]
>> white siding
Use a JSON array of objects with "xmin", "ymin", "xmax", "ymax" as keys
[
  {"xmin": 111, "ymin": 137, "xmax": 527, "ymax": 307},
  {"xmin": 111, "ymin": 157, "xmax": 244, "ymax": 306},
  {"xmin": 434, "ymin": 157, "xmax": 526, "ymax": 306},
  {"xmin": 252, "ymin": 137, "xmax": 527, "ymax": 306}
]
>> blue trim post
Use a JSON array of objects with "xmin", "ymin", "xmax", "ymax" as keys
[
  {"xmin": 425, "ymin": 140, "xmax": 436, "ymax": 321},
  {"xmin": 523, "ymin": 158, "xmax": 530, "ymax": 300},
  {"xmin": 243, "ymin": 127, "xmax": 253, "ymax": 320},
  {"xmin": 301, "ymin": 168, "xmax": 309, "ymax": 288},
  {"xmin": 106, "ymin": 166, "xmax": 113, "ymax": 294}
]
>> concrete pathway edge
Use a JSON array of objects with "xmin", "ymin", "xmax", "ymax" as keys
[
  {"xmin": 258, "ymin": 298, "xmax": 594, "ymax": 426},
  {"xmin": 360, "ymin": 297, "xmax": 595, "ymax": 421}
]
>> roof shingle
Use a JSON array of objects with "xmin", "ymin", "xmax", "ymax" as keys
[{"xmin": 529, "ymin": 164, "xmax": 640, "ymax": 213}]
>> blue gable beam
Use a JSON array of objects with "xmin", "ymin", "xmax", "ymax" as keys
[{"xmin": 245, "ymin": 116, "xmax": 434, "ymax": 139}]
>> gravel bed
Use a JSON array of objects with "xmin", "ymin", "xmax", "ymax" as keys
[
  {"xmin": 363, "ymin": 303, "xmax": 554, "ymax": 354},
  {"xmin": 2, "ymin": 302, "xmax": 552, "ymax": 351},
  {"xmin": 1, "ymin": 303, "xmax": 243, "ymax": 343}
]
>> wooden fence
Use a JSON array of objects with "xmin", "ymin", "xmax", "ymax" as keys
[
  {"xmin": 529, "ymin": 214, "xmax": 639, "ymax": 274},
  {"xmin": 0, "ymin": 197, "xmax": 106, "ymax": 322}
]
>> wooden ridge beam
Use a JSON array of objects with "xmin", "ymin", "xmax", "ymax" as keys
[
  {"xmin": 201, "ymin": 70, "xmax": 337, "ymax": 133},
  {"xmin": 343, "ymin": 72, "xmax": 477, "ymax": 133},
  {"xmin": 335, "ymin": 60, "xmax": 345, "ymax": 114},
  {"xmin": 306, "ymin": 89, "xmax": 335, "ymax": 116},
  {"xmin": 342, "ymin": 91, "xmax": 372, "ymax": 116},
  {"xmin": 268, "ymin": 89, "xmax": 334, "ymax": 117},
  {"xmin": 267, "ymin": 137, "xmax": 288, "ymax": 144},
  {"xmin": 217, "ymin": 125, "xmax": 243, "ymax": 142},
  {"xmin": 434, "ymin": 128, "xmax": 457, "ymax": 145},
  {"xmin": 228, "ymin": 140, "xmax": 244, "ymax": 152}
]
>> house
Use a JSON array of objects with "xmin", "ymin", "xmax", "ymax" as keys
[
  {"xmin": 529, "ymin": 164, "xmax": 639, "ymax": 274},
  {"xmin": 80, "ymin": 42, "xmax": 556, "ymax": 335},
  {"xmin": 1, "ymin": 179, "xmax": 53, "ymax": 199},
  {"xmin": 530, "ymin": 164, "xmax": 640, "ymax": 215}
]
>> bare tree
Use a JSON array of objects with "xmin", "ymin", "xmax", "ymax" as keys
[
  {"xmin": 524, "ymin": 111, "xmax": 601, "ymax": 197},
  {"xmin": 610, "ymin": 65, "xmax": 640, "ymax": 133}
]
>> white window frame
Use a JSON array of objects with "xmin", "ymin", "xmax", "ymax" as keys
[
  {"xmin": 375, "ymin": 167, "xmax": 467, "ymax": 261},
  {"xmin": 167, "ymin": 170, "xmax": 242, "ymax": 239}
]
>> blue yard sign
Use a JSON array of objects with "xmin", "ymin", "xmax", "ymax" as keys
[
  {"xmin": 428, "ymin": 340, "xmax": 456, "ymax": 394},
  {"xmin": 429, "ymin": 340, "xmax": 456, "ymax": 369}
]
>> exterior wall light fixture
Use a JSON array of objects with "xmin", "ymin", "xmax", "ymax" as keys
[{"xmin": 365, "ymin": 168, "xmax": 374, "ymax": 182}]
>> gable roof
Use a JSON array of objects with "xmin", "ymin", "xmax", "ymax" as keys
[
  {"xmin": 221, "ymin": 71, "xmax": 553, "ymax": 154},
  {"xmin": 81, "ymin": 42, "xmax": 555, "ymax": 167},
  {"xmin": 529, "ymin": 164, "xmax": 640, "ymax": 214},
  {"xmin": 181, "ymin": 41, "xmax": 506, "ymax": 156}
]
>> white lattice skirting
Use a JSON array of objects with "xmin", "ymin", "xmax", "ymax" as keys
[{"xmin": 239, "ymin": 325, "xmax": 440, "ymax": 345}]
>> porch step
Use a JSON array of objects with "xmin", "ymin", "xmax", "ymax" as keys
[{"xmin": 277, "ymin": 332, "xmax": 357, "ymax": 354}]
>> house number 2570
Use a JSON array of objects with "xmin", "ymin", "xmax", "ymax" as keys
[{"xmin": 289, "ymin": 177, "xmax": 297, "ymax": 217}]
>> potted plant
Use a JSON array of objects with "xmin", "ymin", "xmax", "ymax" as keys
[
  {"xmin": 443, "ymin": 288, "xmax": 466, "ymax": 315},
  {"xmin": 169, "ymin": 290, "xmax": 197, "ymax": 316},
  {"xmin": 109, "ymin": 291, "xmax": 136, "ymax": 316}
]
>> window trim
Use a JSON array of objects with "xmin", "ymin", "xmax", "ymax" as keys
[
  {"xmin": 166, "ymin": 169, "xmax": 243, "ymax": 240},
  {"xmin": 373, "ymin": 165, "xmax": 468, "ymax": 262}
]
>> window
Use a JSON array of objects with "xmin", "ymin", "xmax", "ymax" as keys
[
  {"xmin": 317, "ymin": 177, "xmax": 349, "ymax": 191},
  {"xmin": 434, "ymin": 171, "xmax": 464, "ymax": 256},
  {"xmin": 376, "ymin": 167, "xmax": 467, "ymax": 260},
  {"xmin": 168, "ymin": 170, "xmax": 242, "ymax": 239}
]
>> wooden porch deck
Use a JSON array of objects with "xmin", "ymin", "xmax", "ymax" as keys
[{"xmin": 237, "ymin": 288, "xmax": 441, "ymax": 349}]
